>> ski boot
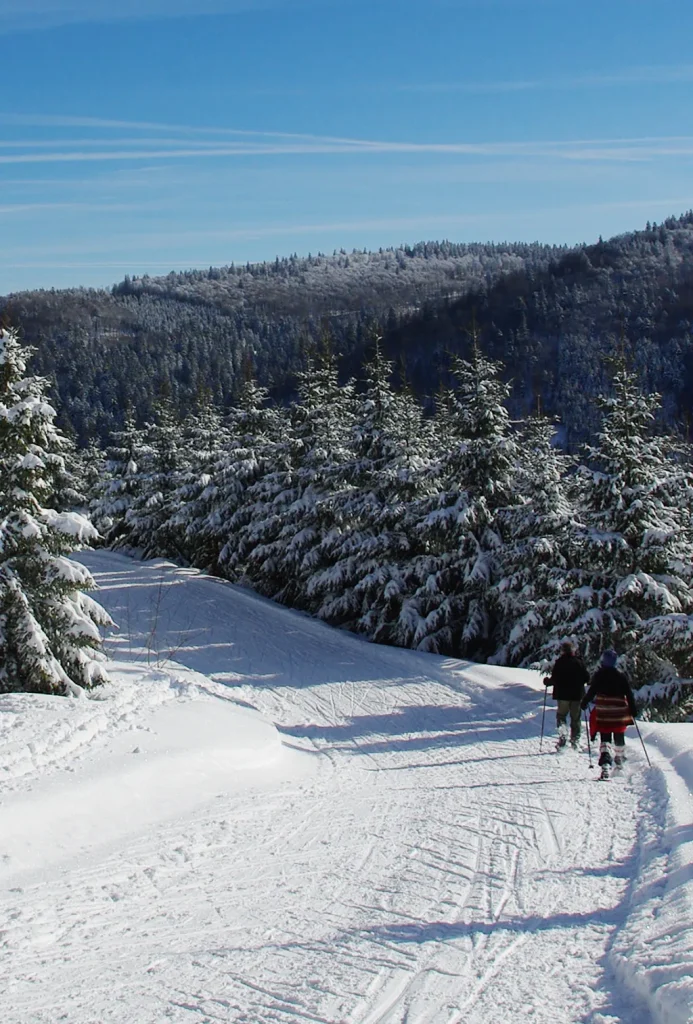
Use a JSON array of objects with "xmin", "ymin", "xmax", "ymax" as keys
[{"xmin": 598, "ymin": 743, "xmax": 612, "ymax": 780}]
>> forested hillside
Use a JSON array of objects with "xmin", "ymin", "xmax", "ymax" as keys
[
  {"xmin": 379, "ymin": 212, "xmax": 693, "ymax": 445},
  {"xmin": 2, "ymin": 213, "xmax": 693, "ymax": 446},
  {"xmin": 1, "ymin": 242, "xmax": 556, "ymax": 444}
]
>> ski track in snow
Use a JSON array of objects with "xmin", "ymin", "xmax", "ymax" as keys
[{"xmin": 0, "ymin": 552, "xmax": 682, "ymax": 1024}]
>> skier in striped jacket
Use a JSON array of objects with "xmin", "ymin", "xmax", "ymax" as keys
[{"xmin": 581, "ymin": 650, "xmax": 637, "ymax": 776}]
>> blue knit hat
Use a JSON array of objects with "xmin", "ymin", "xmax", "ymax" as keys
[{"xmin": 601, "ymin": 649, "xmax": 618, "ymax": 668}]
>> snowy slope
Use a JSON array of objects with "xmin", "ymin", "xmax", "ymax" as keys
[
  {"xmin": 1, "ymin": 551, "xmax": 692, "ymax": 1024},
  {"xmin": 0, "ymin": 678, "xmax": 307, "ymax": 882}
]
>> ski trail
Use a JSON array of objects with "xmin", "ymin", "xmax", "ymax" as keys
[{"xmin": 0, "ymin": 553, "xmax": 659, "ymax": 1024}]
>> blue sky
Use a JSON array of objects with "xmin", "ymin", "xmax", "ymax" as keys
[{"xmin": 1, "ymin": 0, "xmax": 692, "ymax": 292}]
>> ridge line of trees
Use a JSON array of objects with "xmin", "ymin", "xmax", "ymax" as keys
[{"xmin": 4, "ymin": 211, "xmax": 693, "ymax": 447}]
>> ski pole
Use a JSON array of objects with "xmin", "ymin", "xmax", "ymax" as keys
[
  {"xmin": 633, "ymin": 718, "xmax": 652, "ymax": 767},
  {"xmin": 540, "ymin": 682, "xmax": 548, "ymax": 752},
  {"xmin": 583, "ymin": 707, "xmax": 593, "ymax": 769}
]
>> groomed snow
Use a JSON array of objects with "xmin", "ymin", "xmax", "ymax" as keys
[{"xmin": 0, "ymin": 550, "xmax": 691, "ymax": 1024}]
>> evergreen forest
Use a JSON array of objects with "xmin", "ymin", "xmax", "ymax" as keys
[
  {"xmin": 80, "ymin": 338, "xmax": 693, "ymax": 714},
  {"xmin": 3, "ymin": 212, "xmax": 693, "ymax": 448}
]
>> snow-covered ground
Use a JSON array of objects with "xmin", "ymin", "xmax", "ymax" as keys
[{"xmin": 1, "ymin": 551, "xmax": 692, "ymax": 1024}]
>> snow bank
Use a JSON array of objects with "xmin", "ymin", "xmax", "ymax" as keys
[
  {"xmin": 610, "ymin": 723, "xmax": 693, "ymax": 1024},
  {"xmin": 0, "ymin": 665, "xmax": 179, "ymax": 784},
  {"xmin": 0, "ymin": 662, "xmax": 309, "ymax": 882}
]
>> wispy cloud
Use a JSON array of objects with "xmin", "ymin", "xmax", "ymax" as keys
[
  {"xmin": 5, "ymin": 114, "xmax": 692, "ymax": 165},
  {"xmin": 397, "ymin": 64, "xmax": 693, "ymax": 95},
  {"xmin": 0, "ymin": 201, "xmax": 157, "ymax": 215},
  {"xmin": 0, "ymin": 0, "xmax": 301, "ymax": 34},
  {"xmin": 0, "ymin": 137, "xmax": 296, "ymax": 148},
  {"xmin": 1, "ymin": 133, "xmax": 693, "ymax": 165},
  {"xmin": 0, "ymin": 112, "xmax": 367, "ymax": 146}
]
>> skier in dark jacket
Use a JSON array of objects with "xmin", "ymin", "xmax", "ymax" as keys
[
  {"xmin": 581, "ymin": 649, "xmax": 637, "ymax": 778},
  {"xmin": 543, "ymin": 640, "xmax": 589, "ymax": 750}
]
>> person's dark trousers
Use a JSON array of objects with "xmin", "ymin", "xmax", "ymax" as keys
[
  {"xmin": 556, "ymin": 700, "xmax": 582, "ymax": 745},
  {"xmin": 598, "ymin": 731, "xmax": 626, "ymax": 766}
]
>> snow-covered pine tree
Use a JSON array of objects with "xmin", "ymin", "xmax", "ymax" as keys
[
  {"xmin": 220, "ymin": 404, "xmax": 294, "ymax": 591},
  {"xmin": 0, "ymin": 328, "xmax": 111, "ymax": 695},
  {"xmin": 47, "ymin": 429, "xmax": 85, "ymax": 512},
  {"xmin": 640, "ymin": 433, "xmax": 693, "ymax": 709},
  {"xmin": 355, "ymin": 379, "xmax": 440, "ymax": 642},
  {"xmin": 75, "ymin": 440, "xmax": 108, "ymax": 525},
  {"xmin": 305, "ymin": 343, "xmax": 438, "ymax": 637},
  {"xmin": 122, "ymin": 397, "xmax": 186, "ymax": 559},
  {"xmin": 536, "ymin": 362, "xmax": 693, "ymax": 692},
  {"xmin": 491, "ymin": 414, "xmax": 575, "ymax": 665},
  {"xmin": 169, "ymin": 402, "xmax": 230, "ymax": 568},
  {"xmin": 90, "ymin": 412, "xmax": 150, "ymax": 545},
  {"xmin": 394, "ymin": 345, "xmax": 519, "ymax": 658},
  {"xmin": 240, "ymin": 349, "xmax": 356, "ymax": 604},
  {"xmin": 210, "ymin": 378, "xmax": 284, "ymax": 579},
  {"xmin": 642, "ymin": 604, "xmax": 693, "ymax": 715}
]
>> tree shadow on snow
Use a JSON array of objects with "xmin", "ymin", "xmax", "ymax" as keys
[
  {"xmin": 355, "ymin": 906, "xmax": 623, "ymax": 944},
  {"xmin": 276, "ymin": 703, "xmax": 538, "ymax": 755},
  {"xmin": 363, "ymin": 750, "xmax": 548, "ymax": 772},
  {"xmin": 230, "ymin": 834, "xmax": 651, "ymax": 1024}
]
